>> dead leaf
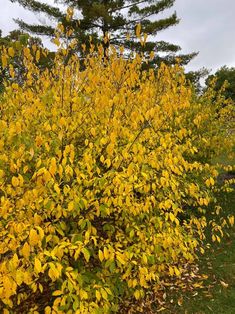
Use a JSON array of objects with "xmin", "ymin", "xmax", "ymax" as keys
[
  {"xmin": 220, "ymin": 280, "xmax": 229, "ymax": 288},
  {"xmin": 157, "ymin": 307, "xmax": 166, "ymax": 312},
  {"xmin": 178, "ymin": 297, "xmax": 183, "ymax": 306}
]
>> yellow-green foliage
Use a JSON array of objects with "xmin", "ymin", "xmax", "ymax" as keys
[{"xmin": 0, "ymin": 44, "xmax": 234, "ymax": 313}]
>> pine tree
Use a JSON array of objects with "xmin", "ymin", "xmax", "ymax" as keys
[{"xmin": 10, "ymin": 0, "xmax": 197, "ymax": 66}]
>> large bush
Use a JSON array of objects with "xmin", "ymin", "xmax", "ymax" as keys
[{"xmin": 0, "ymin": 44, "xmax": 234, "ymax": 313}]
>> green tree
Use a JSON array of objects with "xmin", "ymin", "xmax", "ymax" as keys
[
  {"xmin": 10, "ymin": 0, "xmax": 197, "ymax": 66},
  {"xmin": 185, "ymin": 67, "xmax": 209, "ymax": 94},
  {"xmin": 205, "ymin": 66, "xmax": 235, "ymax": 102}
]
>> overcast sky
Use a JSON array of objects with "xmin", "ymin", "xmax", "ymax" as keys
[{"xmin": 1, "ymin": 0, "xmax": 235, "ymax": 73}]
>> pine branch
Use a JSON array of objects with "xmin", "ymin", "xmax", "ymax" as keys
[
  {"xmin": 142, "ymin": 13, "xmax": 179, "ymax": 35},
  {"xmin": 14, "ymin": 19, "xmax": 55, "ymax": 36},
  {"xmin": 11, "ymin": 0, "xmax": 63, "ymax": 19},
  {"xmin": 113, "ymin": 12, "xmax": 179, "ymax": 34},
  {"xmin": 128, "ymin": 0, "xmax": 175, "ymax": 16},
  {"xmin": 108, "ymin": 0, "xmax": 147, "ymax": 14}
]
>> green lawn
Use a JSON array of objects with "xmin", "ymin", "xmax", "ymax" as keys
[{"xmin": 165, "ymin": 189, "xmax": 235, "ymax": 314}]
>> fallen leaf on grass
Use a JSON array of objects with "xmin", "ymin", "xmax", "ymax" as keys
[
  {"xmin": 207, "ymin": 305, "xmax": 213, "ymax": 312},
  {"xmin": 157, "ymin": 307, "xmax": 166, "ymax": 312},
  {"xmin": 177, "ymin": 297, "xmax": 183, "ymax": 306},
  {"xmin": 220, "ymin": 280, "xmax": 229, "ymax": 288}
]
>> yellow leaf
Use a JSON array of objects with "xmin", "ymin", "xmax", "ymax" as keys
[
  {"xmin": 134, "ymin": 289, "xmax": 141, "ymax": 300},
  {"xmin": 12, "ymin": 253, "xmax": 19, "ymax": 268},
  {"xmin": 169, "ymin": 212, "xmax": 175, "ymax": 222},
  {"xmin": 82, "ymin": 248, "xmax": 90, "ymax": 262},
  {"xmin": 91, "ymin": 128, "xmax": 96, "ymax": 136},
  {"xmin": 2, "ymin": 276, "xmax": 13, "ymax": 298},
  {"xmin": 68, "ymin": 201, "xmax": 74, "ymax": 211},
  {"xmin": 103, "ymin": 247, "xmax": 109, "ymax": 260},
  {"xmin": 169, "ymin": 266, "xmax": 174, "ymax": 276},
  {"xmin": 229, "ymin": 215, "xmax": 234, "ymax": 226},
  {"xmin": 49, "ymin": 157, "xmax": 57, "ymax": 176},
  {"xmin": 200, "ymin": 247, "xmax": 205, "ymax": 254},
  {"xmin": 54, "ymin": 183, "xmax": 60, "ymax": 195},
  {"xmin": 12, "ymin": 176, "xmax": 19, "ymax": 187},
  {"xmin": 15, "ymin": 270, "xmax": 23, "ymax": 285},
  {"xmin": 80, "ymin": 289, "xmax": 88, "ymax": 300},
  {"xmin": 39, "ymin": 283, "xmax": 43, "ymax": 293},
  {"xmin": 29, "ymin": 229, "xmax": 39, "ymax": 246},
  {"xmin": 135, "ymin": 24, "xmax": 141, "ymax": 37},
  {"xmin": 36, "ymin": 226, "xmax": 45, "ymax": 240},
  {"xmin": 142, "ymin": 254, "xmax": 148, "ymax": 265},
  {"xmin": 1, "ymin": 55, "xmax": 8, "ymax": 68},
  {"xmin": 143, "ymin": 33, "xmax": 148, "ymax": 44},
  {"xmin": 52, "ymin": 290, "xmax": 63, "ymax": 296},
  {"xmin": 12, "ymin": 83, "xmax": 18, "ymax": 90},
  {"xmin": 100, "ymin": 288, "xmax": 108, "ymax": 300},
  {"xmin": 210, "ymin": 177, "xmax": 215, "ymax": 186},
  {"xmin": 48, "ymin": 265, "xmax": 60, "ymax": 281},
  {"xmin": 105, "ymin": 158, "xmax": 111, "ymax": 168},
  {"xmin": 98, "ymin": 250, "xmax": 104, "ymax": 262},
  {"xmin": 45, "ymin": 306, "xmax": 51, "ymax": 314},
  {"xmin": 34, "ymin": 258, "xmax": 42, "ymax": 273},
  {"xmin": 18, "ymin": 174, "xmax": 24, "ymax": 186},
  {"xmin": 24, "ymin": 47, "xmax": 31, "ymax": 58},
  {"xmin": 95, "ymin": 290, "xmax": 101, "ymax": 301},
  {"xmin": 174, "ymin": 267, "xmax": 180, "ymax": 276},
  {"xmin": 139, "ymin": 275, "xmax": 146, "ymax": 287},
  {"xmin": 53, "ymin": 37, "xmax": 60, "ymax": 47},
  {"xmin": 8, "ymin": 47, "xmax": 15, "ymax": 58},
  {"xmin": 0, "ymin": 169, "xmax": 4, "ymax": 178},
  {"xmin": 132, "ymin": 278, "xmax": 137, "ymax": 288},
  {"xmin": 36, "ymin": 50, "xmax": 40, "ymax": 62},
  {"xmin": 116, "ymin": 254, "xmax": 126, "ymax": 265}
]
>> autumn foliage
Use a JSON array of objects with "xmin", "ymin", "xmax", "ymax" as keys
[{"xmin": 0, "ymin": 40, "xmax": 234, "ymax": 313}]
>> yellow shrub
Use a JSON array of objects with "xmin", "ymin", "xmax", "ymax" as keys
[{"xmin": 0, "ymin": 44, "xmax": 234, "ymax": 313}]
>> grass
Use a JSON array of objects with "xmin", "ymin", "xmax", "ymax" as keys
[
  {"xmin": 174, "ymin": 151, "xmax": 235, "ymax": 314},
  {"xmin": 178, "ymin": 189, "xmax": 235, "ymax": 314},
  {"xmin": 152, "ymin": 145, "xmax": 235, "ymax": 314},
  {"xmin": 147, "ymin": 152, "xmax": 235, "ymax": 314},
  {"xmin": 146, "ymin": 187, "xmax": 235, "ymax": 314}
]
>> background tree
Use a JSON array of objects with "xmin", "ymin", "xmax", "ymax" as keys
[
  {"xmin": 205, "ymin": 66, "xmax": 235, "ymax": 102},
  {"xmin": 10, "ymin": 0, "xmax": 197, "ymax": 66},
  {"xmin": 185, "ymin": 67, "xmax": 209, "ymax": 94}
]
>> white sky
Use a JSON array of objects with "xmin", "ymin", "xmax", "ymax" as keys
[{"xmin": 0, "ymin": 0, "xmax": 235, "ymax": 73}]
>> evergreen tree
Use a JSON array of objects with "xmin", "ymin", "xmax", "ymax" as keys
[{"xmin": 10, "ymin": 0, "xmax": 197, "ymax": 66}]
